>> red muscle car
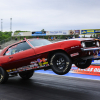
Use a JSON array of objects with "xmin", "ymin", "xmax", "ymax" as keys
[{"xmin": 0, "ymin": 38, "xmax": 100, "ymax": 84}]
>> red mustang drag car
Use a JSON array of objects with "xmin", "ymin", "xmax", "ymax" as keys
[{"xmin": 0, "ymin": 38, "xmax": 100, "ymax": 83}]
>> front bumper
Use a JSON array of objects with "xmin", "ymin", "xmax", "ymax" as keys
[
  {"xmin": 73, "ymin": 47, "xmax": 100, "ymax": 63},
  {"xmin": 81, "ymin": 55, "xmax": 100, "ymax": 60},
  {"xmin": 81, "ymin": 47, "xmax": 100, "ymax": 51},
  {"xmin": 81, "ymin": 47, "xmax": 100, "ymax": 60}
]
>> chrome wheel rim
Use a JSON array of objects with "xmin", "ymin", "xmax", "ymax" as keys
[{"xmin": 56, "ymin": 57, "xmax": 66, "ymax": 69}]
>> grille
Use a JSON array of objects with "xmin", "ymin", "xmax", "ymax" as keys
[{"xmin": 85, "ymin": 41, "xmax": 95, "ymax": 47}]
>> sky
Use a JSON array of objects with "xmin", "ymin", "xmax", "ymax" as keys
[{"xmin": 0, "ymin": 0, "xmax": 100, "ymax": 32}]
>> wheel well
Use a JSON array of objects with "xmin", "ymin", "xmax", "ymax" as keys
[{"xmin": 48, "ymin": 49, "xmax": 72, "ymax": 63}]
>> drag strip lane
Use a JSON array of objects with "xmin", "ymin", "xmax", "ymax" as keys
[
  {"xmin": 33, "ymin": 73, "xmax": 100, "ymax": 93},
  {"xmin": 0, "ymin": 73, "xmax": 100, "ymax": 100}
]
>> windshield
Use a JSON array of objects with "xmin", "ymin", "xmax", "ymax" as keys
[{"xmin": 28, "ymin": 39, "xmax": 52, "ymax": 47}]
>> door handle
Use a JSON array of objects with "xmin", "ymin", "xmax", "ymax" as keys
[{"xmin": 9, "ymin": 56, "xmax": 13, "ymax": 59}]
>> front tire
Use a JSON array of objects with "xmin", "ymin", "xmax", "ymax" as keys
[
  {"xmin": 50, "ymin": 53, "xmax": 72, "ymax": 75},
  {"xmin": 19, "ymin": 70, "xmax": 34, "ymax": 79},
  {"xmin": 75, "ymin": 59, "xmax": 92, "ymax": 69},
  {"xmin": 0, "ymin": 67, "xmax": 9, "ymax": 84}
]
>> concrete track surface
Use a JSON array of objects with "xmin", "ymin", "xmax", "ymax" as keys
[{"xmin": 0, "ymin": 73, "xmax": 100, "ymax": 100}]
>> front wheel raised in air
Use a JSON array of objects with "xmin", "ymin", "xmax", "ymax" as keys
[
  {"xmin": 75, "ymin": 59, "xmax": 92, "ymax": 69},
  {"xmin": 50, "ymin": 53, "xmax": 72, "ymax": 75}
]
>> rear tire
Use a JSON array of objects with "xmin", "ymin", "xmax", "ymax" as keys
[
  {"xmin": 19, "ymin": 70, "xmax": 34, "ymax": 79},
  {"xmin": 50, "ymin": 53, "xmax": 72, "ymax": 75},
  {"xmin": 0, "ymin": 67, "xmax": 9, "ymax": 84}
]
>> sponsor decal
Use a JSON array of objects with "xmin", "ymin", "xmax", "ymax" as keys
[
  {"xmin": 37, "ymin": 59, "xmax": 42, "ymax": 63},
  {"xmin": 39, "ymin": 62, "xmax": 42, "ymax": 66},
  {"xmin": 31, "ymin": 61, "xmax": 38, "ymax": 64},
  {"xmin": 42, "ymin": 58, "xmax": 47, "ymax": 62},
  {"xmin": 71, "ymin": 46, "xmax": 79, "ymax": 49},
  {"xmin": 43, "ymin": 62, "xmax": 48, "ymax": 65},
  {"xmin": 71, "ymin": 47, "xmax": 75, "ymax": 49},
  {"xmin": 6, "ymin": 58, "xmax": 49, "ymax": 74},
  {"xmin": 70, "ymin": 53, "xmax": 79, "ymax": 57}
]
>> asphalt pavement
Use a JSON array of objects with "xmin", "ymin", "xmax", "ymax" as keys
[{"xmin": 0, "ymin": 72, "xmax": 100, "ymax": 100}]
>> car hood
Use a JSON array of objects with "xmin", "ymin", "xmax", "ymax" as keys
[{"xmin": 67, "ymin": 38, "xmax": 96, "ymax": 41}]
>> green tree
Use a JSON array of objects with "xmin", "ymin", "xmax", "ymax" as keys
[
  {"xmin": 41, "ymin": 29, "xmax": 45, "ymax": 33},
  {"xmin": 0, "ymin": 31, "xmax": 11, "ymax": 41}
]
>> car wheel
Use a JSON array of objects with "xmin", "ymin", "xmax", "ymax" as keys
[
  {"xmin": 19, "ymin": 70, "xmax": 34, "ymax": 79},
  {"xmin": 50, "ymin": 53, "xmax": 72, "ymax": 75},
  {"xmin": 75, "ymin": 59, "xmax": 92, "ymax": 69},
  {"xmin": 0, "ymin": 67, "xmax": 9, "ymax": 84}
]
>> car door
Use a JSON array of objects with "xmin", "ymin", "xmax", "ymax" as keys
[
  {"xmin": 0, "ymin": 54, "xmax": 11, "ymax": 70},
  {"xmin": 4, "ymin": 41, "xmax": 37, "ymax": 69}
]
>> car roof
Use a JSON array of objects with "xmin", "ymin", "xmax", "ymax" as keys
[{"xmin": 6, "ymin": 38, "xmax": 45, "ymax": 48}]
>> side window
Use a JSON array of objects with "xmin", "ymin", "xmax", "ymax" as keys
[{"xmin": 5, "ymin": 42, "xmax": 31, "ymax": 55}]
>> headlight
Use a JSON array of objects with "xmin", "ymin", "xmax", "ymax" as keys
[
  {"xmin": 81, "ymin": 42, "xmax": 85, "ymax": 48},
  {"xmin": 96, "ymin": 41, "xmax": 100, "ymax": 47}
]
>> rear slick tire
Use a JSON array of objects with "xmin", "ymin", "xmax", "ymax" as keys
[
  {"xmin": 0, "ymin": 67, "xmax": 9, "ymax": 84},
  {"xmin": 19, "ymin": 70, "xmax": 34, "ymax": 80},
  {"xmin": 50, "ymin": 53, "xmax": 72, "ymax": 75}
]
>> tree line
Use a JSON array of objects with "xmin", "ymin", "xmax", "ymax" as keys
[{"xmin": 0, "ymin": 31, "xmax": 12, "ymax": 41}]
